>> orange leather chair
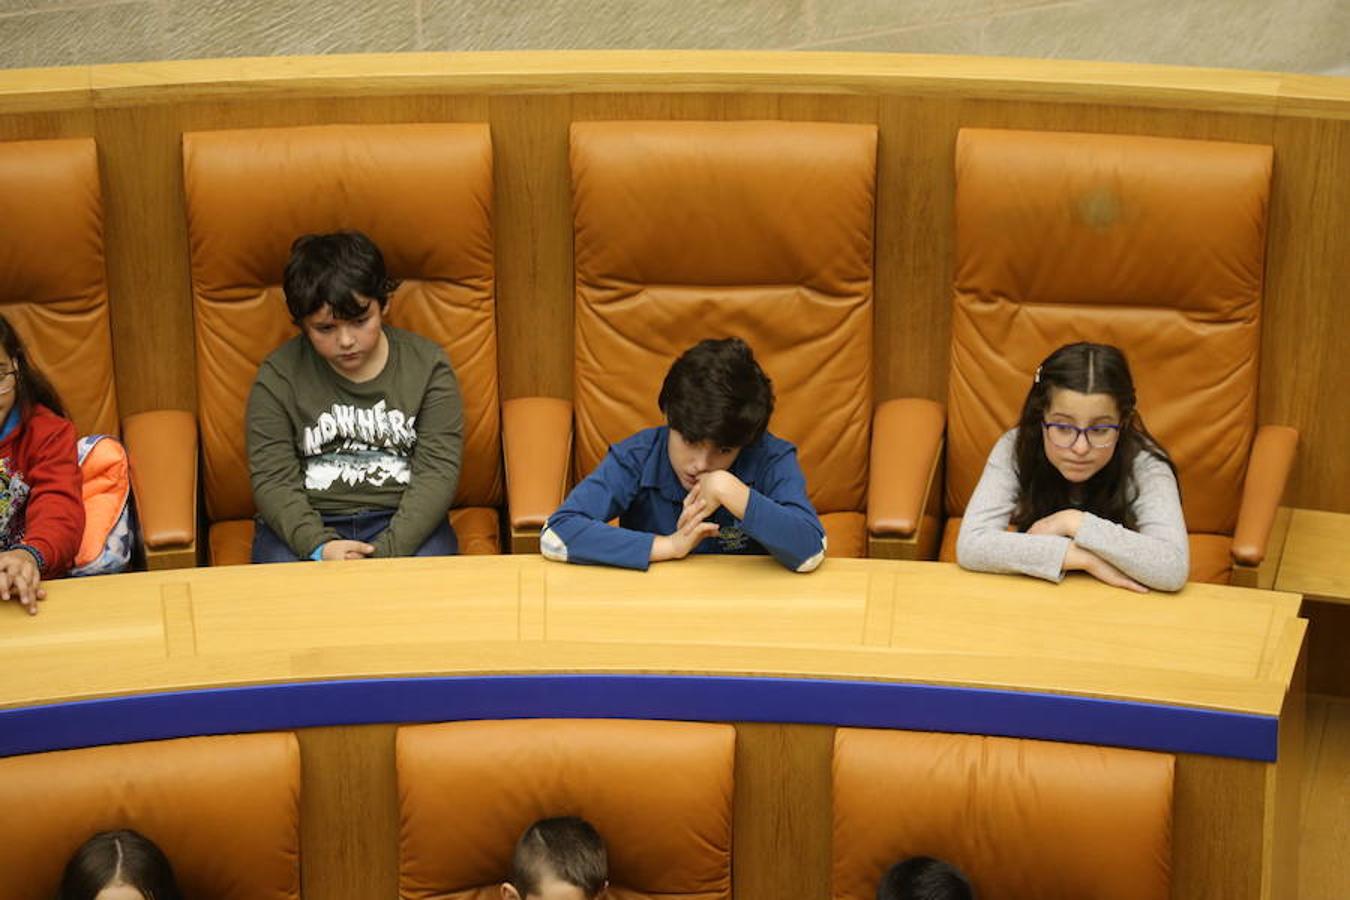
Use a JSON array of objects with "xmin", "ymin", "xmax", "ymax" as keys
[
  {"xmin": 0, "ymin": 137, "xmax": 197, "ymax": 569},
  {"xmin": 877, "ymin": 128, "xmax": 1297, "ymax": 584},
  {"xmin": 397, "ymin": 718, "xmax": 734, "ymax": 900},
  {"xmin": 832, "ymin": 727, "xmax": 1173, "ymax": 900},
  {"xmin": 505, "ymin": 120, "xmax": 885, "ymax": 558},
  {"xmin": 182, "ymin": 123, "xmax": 502, "ymax": 564},
  {"xmin": 0, "ymin": 732, "xmax": 301, "ymax": 900}
]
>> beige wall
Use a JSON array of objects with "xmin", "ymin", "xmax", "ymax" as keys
[{"xmin": 0, "ymin": 0, "xmax": 1346, "ymax": 74}]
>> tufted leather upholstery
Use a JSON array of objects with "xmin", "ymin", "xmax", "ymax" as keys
[
  {"xmin": 0, "ymin": 732, "xmax": 301, "ymax": 900},
  {"xmin": 0, "ymin": 138, "xmax": 118, "ymax": 437},
  {"xmin": 832, "ymin": 727, "xmax": 1173, "ymax": 900},
  {"xmin": 930, "ymin": 128, "xmax": 1291, "ymax": 583},
  {"xmin": 397, "ymin": 718, "xmax": 734, "ymax": 900},
  {"xmin": 182, "ymin": 123, "xmax": 502, "ymax": 563},
  {"xmin": 0, "ymin": 137, "xmax": 197, "ymax": 562},
  {"xmin": 508, "ymin": 120, "xmax": 877, "ymax": 558}
]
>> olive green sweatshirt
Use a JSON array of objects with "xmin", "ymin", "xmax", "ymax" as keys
[{"xmin": 247, "ymin": 326, "xmax": 463, "ymax": 558}]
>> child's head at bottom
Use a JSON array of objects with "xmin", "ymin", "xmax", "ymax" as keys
[
  {"xmin": 501, "ymin": 816, "xmax": 608, "ymax": 900},
  {"xmin": 877, "ymin": 856, "xmax": 973, "ymax": 900},
  {"xmin": 57, "ymin": 829, "xmax": 183, "ymax": 900}
]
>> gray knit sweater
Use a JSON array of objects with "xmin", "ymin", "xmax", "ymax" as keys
[{"xmin": 956, "ymin": 430, "xmax": 1189, "ymax": 591}]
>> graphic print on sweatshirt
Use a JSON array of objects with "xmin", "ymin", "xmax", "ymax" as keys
[
  {"xmin": 301, "ymin": 399, "xmax": 418, "ymax": 491},
  {"xmin": 0, "ymin": 456, "xmax": 31, "ymax": 545}
]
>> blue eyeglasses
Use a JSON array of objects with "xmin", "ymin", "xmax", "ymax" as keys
[{"xmin": 1042, "ymin": 421, "xmax": 1121, "ymax": 449}]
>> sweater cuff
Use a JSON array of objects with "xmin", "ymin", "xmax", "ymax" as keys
[
  {"xmin": 1073, "ymin": 512, "xmax": 1116, "ymax": 556},
  {"xmin": 1035, "ymin": 535, "xmax": 1072, "ymax": 583},
  {"xmin": 290, "ymin": 524, "xmax": 338, "ymax": 561},
  {"xmin": 14, "ymin": 543, "xmax": 46, "ymax": 574}
]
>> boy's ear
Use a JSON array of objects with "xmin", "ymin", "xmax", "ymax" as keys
[{"xmin": 500, "ymin": 883, "xmax": 522, "ymax": 900}]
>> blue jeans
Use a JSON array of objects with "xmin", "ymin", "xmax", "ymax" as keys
[{"xmin": 251, "ymin": 509, "xmax": 457, "ymax": 563}]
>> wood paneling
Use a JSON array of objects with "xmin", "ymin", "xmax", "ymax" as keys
[
  {"xmin": 0, "ymin": 52, "xmax": 1343, "ymax": 511},
  {"xmin": 297, "ymin": 724, "xmax": 400, "ymax": 900},
  {"xmin": 1277, "ymin": 509, "xmax": 1350, "ymax": 694},
  {"xmin": 1269, "ymin": 638, "xmax": 1306, "ymax": 900},
  {"xmin": 1261, "ymin": 115, "xmax": 1350, "ymax": 509},
  {"xmin": 1299, "ymin": 694, "xmax": 1350, "ymax": 900},
  {"xmin": 490, "ymin": 93, "xmax": 574, "ymax": 399},
  {"xmin": 1277, "ymin": 509, "xmax": 1350, "ymax": 601},
  {"xmin": 732, "ymin": 723, "xmax": 834, "ymax": 900},
  {"xmin": 1172, "ymin": 753, "xmax": 1267, "ymax": 898}
]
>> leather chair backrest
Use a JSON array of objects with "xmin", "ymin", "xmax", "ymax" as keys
[
  {"xmin": 948, "ymin": 128, "xmax": 1272, "ymax": 535},
  {"xmin": 570, "ymin": 121, "xmax": 876, "ymax": 516},
  {"xmin": 0, "ymin": 137, "xmax": 119, "ymax": 437},
  {"xmin": 183, "ymin": 123, "xmax": 500, "ymax": 523},
  {"xmin": 397, "ymin": 718, "xmax": 734, "ymax": 900},
  {"xmin": 832, "ymin": 727, "xmax": 1173, "ymax": 900},
  {"xmin": 0, "ymin": 732, "xmax": 301, "ymax": 900}
]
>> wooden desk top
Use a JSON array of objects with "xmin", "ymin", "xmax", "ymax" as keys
[
  {"xmin": 0, "ymin": 557, "xmax": 1303, "ymax": 718},
  {"xmin": 1276, "ymin": 509, "xmax": 1350, "ymax": 603}
]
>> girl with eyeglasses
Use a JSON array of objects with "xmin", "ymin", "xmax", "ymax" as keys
[
  {"xmin": 0, "ymin": 313, "xmax": 83, "ymax": 615},
  {"xmin": 956, "ymin": 342, "xmax": 1188, "ymax": 592}
]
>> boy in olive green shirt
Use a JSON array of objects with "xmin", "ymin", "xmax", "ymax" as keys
[{"xmin": 247, "ymin": 231, "xmax": 463, "ymax": 562}]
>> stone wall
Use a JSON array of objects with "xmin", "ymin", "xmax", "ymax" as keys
[{"xmin": 1, "ymin": 0, "xmax": 1346, "ymax": 74}]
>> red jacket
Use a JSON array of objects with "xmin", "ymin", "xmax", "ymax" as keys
[{"xmin": 0, "ymin": 404, "xmax": 83, "ymax": 577}]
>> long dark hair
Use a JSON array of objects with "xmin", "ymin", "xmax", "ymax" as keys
[
  {"xmin": 0, "ymin": 313, "xmax": 67, "ymax": 420},
  {"xmin": 56, "ymin": 829, "xmax": 184, "ymax": 900},
  {"xmin": 1012, "ymin": 342, "xmax": 1176, "ymax": 531}
]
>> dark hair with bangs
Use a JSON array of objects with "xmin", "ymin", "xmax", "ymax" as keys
[
  {"xmin": 282, "ymin": 230, "xmax": 400, "ymax": 324},
  {"xmin": 1012, "ymin": 341, "xmax": 1177, "ymax": 531},
  {"xmin": 56, "ymin": 829, "xmax": 184, "ymax": 900},
  {"xmin": 658, "ymin": 337, "xmax": 774, "ymax": 449},
  {"xmin": 509, "ymin": 816, "xmax": 607, "ymax": 899},
  {"xmin": 0, "ymin": 313, "xmax": 67, "ymax": 421},
  {"xmin": 877, "ymin": 856, "xmax": 974, "ymax": 900}
]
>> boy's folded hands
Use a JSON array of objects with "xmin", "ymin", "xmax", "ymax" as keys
[
  {"xmin": 676, "ymin": 480, "xmax": 717, "ymax": 532},
  {"xmin": 319, "ymin": 539, "xmax": 376, "ymax": 561}
]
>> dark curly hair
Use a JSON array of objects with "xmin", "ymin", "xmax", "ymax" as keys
[
  {"xmin": 282, "ymin": 230, "xmax": 400, "ymax": 324},
  {"xmin": 658, "ymin": 337, "xmax": 774, "ymax": 449}
]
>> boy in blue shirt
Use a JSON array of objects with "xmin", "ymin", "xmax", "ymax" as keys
[{"xmin": 541, "ymin": 338, "xmax": 825, "ymax": 572}]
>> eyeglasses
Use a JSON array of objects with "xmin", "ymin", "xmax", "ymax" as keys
[
  {"xmin": 1042, "ymin": 421, "xmax": 1121, "ymax": 449},
  {"xmin": 0, "ymin": 366, "xmax": 15, "ymax": 381}
]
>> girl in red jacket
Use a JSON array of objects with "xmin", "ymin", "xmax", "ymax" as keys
[{"xmin": 0, "ymin": 314, "xmax": 82, "ymax": 615}]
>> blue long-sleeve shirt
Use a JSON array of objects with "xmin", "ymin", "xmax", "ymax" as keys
[{"xmin": 541, "ymin": 426, "xmax": 826, "ymax": 572}]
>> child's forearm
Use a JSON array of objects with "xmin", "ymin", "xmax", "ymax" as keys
[
  {"xmin": 739, "ymin": 490, "xmax": 826, "ymax": 572},
  {"xmin": 543, "ymin": 513, "xmax": 654, "ymax": 570}
]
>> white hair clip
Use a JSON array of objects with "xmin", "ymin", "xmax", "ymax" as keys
[{"xmin": 1034, "ymin": 365, "xmax": 1042, "ymax": 384}]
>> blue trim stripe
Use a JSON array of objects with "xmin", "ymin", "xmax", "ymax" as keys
[{"xmin": 0, "ymin": 674, "xmax": 1278, "ymax": 761}]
